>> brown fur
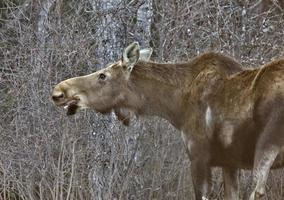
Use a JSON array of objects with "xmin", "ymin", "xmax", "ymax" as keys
[{"xmin": 52, "ymin": 44, "xmax": 284, "ymax": 199}]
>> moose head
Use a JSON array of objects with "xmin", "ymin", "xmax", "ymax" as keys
[{"xmin": 52, "ymin": 42, "xmax": 152, "ymax": 125}]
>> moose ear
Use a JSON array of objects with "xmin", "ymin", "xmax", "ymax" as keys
[
  {"xmin": 122, "ymin": 42, "xmax": 140, "ymax": 72},
  {"xmin": 139, "ymin": 48, "xmax": 153, "ymax": 61}
]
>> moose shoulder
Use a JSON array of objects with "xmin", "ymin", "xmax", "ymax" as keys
[{"xmin": 52, "ymin": 42, "xmax": 284, "ymax": 200}]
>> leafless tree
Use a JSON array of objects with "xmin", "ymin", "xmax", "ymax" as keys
[{"xmin": 1, "ymin": 0, "xmax": 284, "ymax": 199}]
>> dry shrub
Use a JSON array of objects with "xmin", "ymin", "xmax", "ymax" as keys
[{"xmin": 1, "ymin": 0, "xmax": 284, "ymax": 199}]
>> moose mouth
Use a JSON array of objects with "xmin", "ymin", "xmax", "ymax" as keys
[{"xmin": 62, "ymin": 99, "xmax": 79, "ymax": 115}]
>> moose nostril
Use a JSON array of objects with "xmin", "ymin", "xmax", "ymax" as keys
[{"xmin": 52, "ymin": 93, "xmax": 64, "ymax": 101}]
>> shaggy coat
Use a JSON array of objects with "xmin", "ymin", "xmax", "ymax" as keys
[{"xmin": 52, "ymin": 42, "xmax": 283, "ymax": 200}]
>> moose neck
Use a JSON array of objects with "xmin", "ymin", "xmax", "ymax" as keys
[{"xmin": 126, "ymin": 61, "xmax": 198, "ymax": 129}]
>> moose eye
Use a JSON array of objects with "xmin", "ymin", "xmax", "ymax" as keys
[{"xmin": 99, "ymin": 73, "xmax": 106, "ymax": 80}]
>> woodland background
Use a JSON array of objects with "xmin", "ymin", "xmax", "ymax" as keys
[{"xmin": 1, "ymin": 0, "xmax": 284, "ymax": 199}]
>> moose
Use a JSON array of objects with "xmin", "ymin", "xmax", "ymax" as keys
[{"xmin": 52, "ymin": 42, "xmax": 284, "ymax": 200}]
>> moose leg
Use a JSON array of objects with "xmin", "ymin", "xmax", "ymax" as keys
[
  {"xmin": 248, "ymin": 105, "xmax": 284, "ymax": 200},
  {"xmin": 249, "ymin": 145, "xmax": 279, "ymax": 200},
  {"xmin": 249, "ymin": 108, "xmax": 284, "ymax": 200},
  {"xmin": 181, "ymin": 132, "xmax": 211, "ymax": 199},
  {"xmin": 190, "ymin": 158, "xmax": 212, "ymax": 200},
  {"xmin": 222, "ymin": 167, "xmax": 238, "ymax": 200}
]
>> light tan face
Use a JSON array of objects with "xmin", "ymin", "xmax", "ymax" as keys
[
  {"xmin": 52, "ymin": 61, "xmax": 129, "ymax": 115},
  {"xmin": 51, "ymin": 42, "xmax": 152, "ymax": 116}
]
